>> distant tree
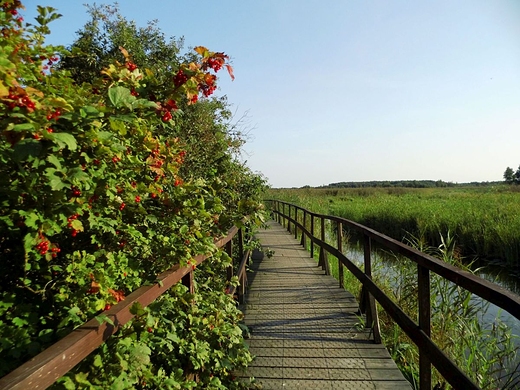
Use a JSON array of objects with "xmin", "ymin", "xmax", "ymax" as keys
[{"xmin": 504, "ymin": 166, "xmax": 516, "ymax": 184}]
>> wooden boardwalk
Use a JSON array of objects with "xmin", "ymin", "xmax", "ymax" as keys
[{"xmin": 239, "ymin": 221, "xmax": 412, "ymax": 390}]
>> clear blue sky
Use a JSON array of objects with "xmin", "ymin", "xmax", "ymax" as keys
[{"xmin": 23, "ymin": 1, "xmax": 520, "ymax": 187}]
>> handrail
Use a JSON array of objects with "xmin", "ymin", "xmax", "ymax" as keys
[
  {"xmin": 268, "ymin": 199, "xmax": 520, "ymax": 390},
  {"xmin": 0, "ymin": 223, "xmax": 249, "ymax": 390}
]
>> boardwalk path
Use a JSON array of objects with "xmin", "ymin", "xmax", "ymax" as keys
[{"xmin": 239, "ymin": 221, "xmax": 412, "ymax": 390}]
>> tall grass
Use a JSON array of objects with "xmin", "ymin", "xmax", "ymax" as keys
[{"xmin": 269, "ymin": 186, "xmax": 520, "ymax": 267}]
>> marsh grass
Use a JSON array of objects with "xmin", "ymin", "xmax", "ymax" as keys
[{"xmin": 270, "ymin": 186, "xmax": 520, "ymax": 267}]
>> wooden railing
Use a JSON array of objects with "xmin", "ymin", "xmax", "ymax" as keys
[
  {"xmin": 0, "ymin": 223, "xmax": 251, "ymax": 390},
  {"xmin": 268, "ymin": 200, "xmax": 520, "ymax": 390}
]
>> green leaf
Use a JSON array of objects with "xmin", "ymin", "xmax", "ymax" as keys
[
  {"xmin": 12, "ymin": 317, "xmax": 28, "ymax": 327},
  {"xmin": 69, "ymin": 168, "xmax": 89, "ymax": 183},
  {"xmin": 23, "ymin": 211, "xmax": 40, "ymax": 229},
  {"xmin": 12, "ymin": 139, "xmax": 42, "ymax": 162},
  {"xmin": 93, "ymin": 354, "xmax": 103, "ymax": 368},
  {"xmin": 48, "ymin": 176, "xmax": 67, "ymax": 191},
  {"xmin": 12, "ymin": 123, "xmax": 35, "ymax": 132},
  {"xmin": 70, "ymin": 220, "xmax": 83, "ymax": 232},
  {"xmin": 109, "ymin": 118, "xmax": 126, "ymax": 135},
  {"xmin": 47, "ymin": 154, "xmax": 63, "ymax": 171},
  {"xmin": 74, "ymin": 372, "xmax": 90, "ymax": 385},
  {"xmin": 108, "ymin": 86, "xmax": 136, "ymax": 109},
  {"xmin": 48, "ymin": 133, "xmax": 77, "ymax": 151},
  {"xmin": 133, "ymin": 99, "xmax": 158, "ymax": 109},
  {"xmin": 95, "ymin": 314, "xmax": 114, "ymax": 326}
]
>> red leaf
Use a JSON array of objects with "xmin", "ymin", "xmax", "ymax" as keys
[{"xmin": 225, "ymin": 64, "xmax": 235, "ymax": 81}]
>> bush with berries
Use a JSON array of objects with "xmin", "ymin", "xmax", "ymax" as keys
[{"xmin": 0, "ymin": 2, "xmax": 266, "ymax": 388}]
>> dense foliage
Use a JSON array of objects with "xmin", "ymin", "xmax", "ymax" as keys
[{"xmin": 0, "ymin": 2, "xmax": 266, "ymax": 388}]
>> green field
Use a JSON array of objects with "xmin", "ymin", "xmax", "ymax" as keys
[{"xmin": 268, "ymin": 185, "xmax": 520, "ymax": 267}]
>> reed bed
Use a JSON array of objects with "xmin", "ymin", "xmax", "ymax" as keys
[{"xmin": 269, "ymin": 186, "xmax": 520, "ymax": 266}]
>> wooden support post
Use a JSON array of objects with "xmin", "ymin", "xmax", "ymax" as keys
[
  {"xmin": 364, "ymin": 234, "xmax": 381, "ymax": 343},
  {"xmin": 282, "ymin": 203, "xmax": 286, "ymax": 228},
  {"xmin": 294, "ymin": 208, "xmax": 298, "ymax": 239},
  {"xmin": 300, "ymin": 210, "xmax": 306, "ymax": 247},
  {"xmin": 337, "ymin": 221, "xmax": 344, "ymax": 289},
  {"xmin": 226, "ymin": 240, "xmax": 233, "ymax": 282},
  {"xmin": 238, "ymin": 227, "xmax": 244, "ymax": 261},
  {"xmin": 287, "ymin": 204, "xmax": 291, "ymax": 233},
  {"xmin": 319, "ymin": 217, "xmax": 330, "ymax": 275},
  {"xmin": 182, "ymin": 270, "xmax": 194, "ymax": 294},
  {"xmin": 310, "ymin": 214, "xmax": 315, "ymax": 258},
  {"xmin": 418, "ymin": 265, "xmax": 432, "ymax": 390}
]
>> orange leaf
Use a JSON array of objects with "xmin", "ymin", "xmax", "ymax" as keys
[
  {"xmin": 90, "ymin": 281, "xmax": 100, "ymax": 294},
  {"xmin": 119, "ymin": 46, "xmax": 130, "ymax": 60},
  {"xmin": 108, "ymin": 289, "xmax": 125, "ymax": 302},
  {"xmin": 194, "ymin": 46, "xmax": 209, "ymax": 56},
  {"xmin": 225, "ymin": 64, "xmax": 235, "ymax": 81}
]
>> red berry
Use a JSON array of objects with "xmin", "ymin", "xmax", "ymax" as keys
[
  {"xmin": 161, "ymin": 111, "xmax": 172, "ymax": 122},
  {"xmin": 135, "ymin": 195, "xmax": 141, "ymax": 203},
  {"xmin": 126, "ymin": 62, "xmax": 137, "ymax": 71}
]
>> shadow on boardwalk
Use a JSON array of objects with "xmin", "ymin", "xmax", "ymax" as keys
[{"xmin": 238, "ymin": 221, "xmax": 412, "ymax": 390}]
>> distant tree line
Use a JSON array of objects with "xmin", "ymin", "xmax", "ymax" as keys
[
  {"xmin": 318, "ymin": 180, "xmax": 500, "ymax": 189},
  {"xmin": 503, "ymin": 166, "xmax": 520, "ymax": 184}
]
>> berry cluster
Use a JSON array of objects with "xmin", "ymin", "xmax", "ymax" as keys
[
  {"xmin": 161, "ymin": 111, "xmax": 172, "ymax": 122},
  {"xmin": 35, "ymin": 238, "xmax": 61, "ymax": 257},
  {"xmin": 173, "ymin": 69, "xmax": 188, "ymax": 87},
  {"xmin": 35, "ymin": 239, "xmax": 50, "ymax": 255},
  {"xmin": 41, "ymin": 56, "xmax": 59, "ymax": 71},
  {"xmin": 2, "ymin": 1, "xmax": 22, "ymax": 21},
  {"xmin": 46, "ymin": 109, "xmax": 61, "ymax": 121},
  {"xmin": 126, "ymin": 62, "xmax": 138, "ymax": 72},
  {"xmin": 71, "ymin": 187, "xmax": 81, "ymax": 197},
  {"xmin": 200, "ymin": 83, "xmax": 217, "ymax": 98},
  {"xmin": 67, "ymin": 213, "xmax": 80, "ymax": 237},
  {"xmin": 4, "ymin": 89, "xmax": 36, "ymax": 111},
  {"xmin": 175, "ymin": 150, "xmax": 186, "ymax": 164},
  {"xmin": 207, "ymin": 57, "xmax": 223, "ymax": 72}
]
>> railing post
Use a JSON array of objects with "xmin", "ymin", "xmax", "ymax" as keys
[
  {"xmin": 276, "ymin": 201, "xmax": 280, "ymax": 223},
  {"xmin": 238, "ymin": 227, "xmax": 244, "ymax": 260},
  {"xmin": 310, "ymin": 214, "xmax": 315, "ymax": 258},
  {"xmin": 226, "ymin": 239, "xmax": 233, "ymax": 282},
  {"xmin": 337, "ymin": 221, "xmax": 344, "ymax": 289},
  {"xmin": 418, "ymin": 265, "xmax": 432, "ymax": 390},
  {"xmin": 319, "ymin": 217, "xmax": 330, "ymax": 275},
  {"xmin": 301, "ymin": 210, "xmax": 306, "ymax": 247},
  {"xmin": 363, "ymin": 234, "xmax": 381, "ymax": 343},
  {"xmin": 287, "ymin": 204, "xmax": 291, "ymax": 233},
  {"xmin": 182, "ymin": 270, "xmax": 194, "ymax": 294},
  {"xmin": 282, "ymin": 203, "xmax": 286, "ymax": 228},
  {"xmin": 294, "ymin": 207, "xmax": 298, "ymax": 239}
]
